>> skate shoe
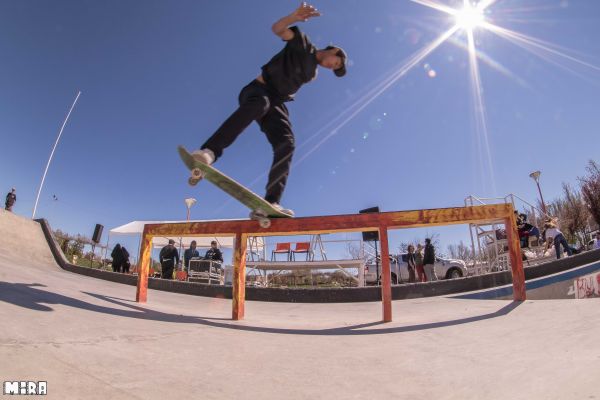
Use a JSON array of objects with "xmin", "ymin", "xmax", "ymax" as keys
[
  {"xmin": 271, "ymin": 203, "xmax": 295, "ymax": 217},
  {"xmin": 191, "ymin": 148, "xmax": 215, "ymax": 165},
  {"xmin": 188, "ymin": 149, "xmax": 216, "ymax": 185}
]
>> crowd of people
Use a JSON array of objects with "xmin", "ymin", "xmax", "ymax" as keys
[
  {"xmin": 158, "ymin": 239, "xmax": 223, "ymax": 280},
  {"xmin": 110, "ymin": 244, "xmax": 130, "ymax": 273},
  {"xmin": 513, "ymin": 211, "xmax": 581, "ymax": 260},
  {"xmin": 404, "ymin": 238, "xmax": 437, "ymax": 283}
]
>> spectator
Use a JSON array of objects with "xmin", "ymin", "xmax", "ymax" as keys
[
  {"xmin": 517, "ymin": 213, "xmax": 540, "ymax": 248},
  {"xmin": 423, "ymin": 238, "xmax": 438, "ymax": 281},
  {"xmin": 121, "ymin": 246, "xmax": 130, "ymax": 274},
  {"xmin": 593, "ymin": 232, "xmax": 600, "ymax": 250},
  {"xmin": 159, "ymin": 239, "xmax": 179, "ymax": 279},
  {"xmin": 5, "ymin": 188, "xmax": 16, "ymax": 212},
  {"xmin": 204, "ymin": 240, "xmax": 224, "ymax": 263},
  {"xmin": 110, "ymin": 243, "xmax": 124, "ymax": 273},
  {"xmin": 184, "ymin": 240, "xmax": 200, "ymax": 271},
  {"xmin": 544, "ymin": 221, "xmax": 572, "ymax": 259},
  {"xmin": 415, "ymin": 243, "xmax": 426, "ymax": 282},
  {"xmin": 406, "ymin": 245, "xmax": 417, "ymax": 283}
]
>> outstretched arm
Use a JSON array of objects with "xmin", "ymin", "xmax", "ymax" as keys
[{"xmin": 272, "ymin": 2, "xmax": 321, "ymax": 40}]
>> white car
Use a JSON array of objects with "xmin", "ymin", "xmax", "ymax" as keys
[{"xmin": 364, "ymin": 254, "xmax": 467, "ymax": 284}]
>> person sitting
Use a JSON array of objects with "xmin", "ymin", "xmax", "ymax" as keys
[{"xmin": 517, "ymin": 214, "xmax": 540, "ymax": 248}]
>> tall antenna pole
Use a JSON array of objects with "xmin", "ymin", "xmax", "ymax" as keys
[{"xmin": 32, "ymin": 91, "xmax": 82, "ymax": 219}]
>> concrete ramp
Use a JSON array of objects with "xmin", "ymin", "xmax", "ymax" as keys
[
  {"xmin": 1, "ymin": 210, "xmax": 599, "ymax": 399},
  {"xmin": 0, "ymin": 210, "xmax": 60, "ymax": 272}
]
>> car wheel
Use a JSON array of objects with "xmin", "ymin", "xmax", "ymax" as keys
[{"xmin": 446, "ymin": 268, "xmax": 462, "ymax": 279}]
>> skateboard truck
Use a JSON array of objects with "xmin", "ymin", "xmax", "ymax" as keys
[
  {"xmin": 188, "ymin": 168, "xmax": 204, "ymax": 186},
  {"xmin": 250, "ymin": 210, "xmax": 272, "ymax": 228}
]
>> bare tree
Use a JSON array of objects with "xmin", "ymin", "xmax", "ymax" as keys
[
  {"xmin": 579, "ymin": 160, "xmax": 600, "ymax": 229},
  {"xmin": 546, "ymin": 184, "xmax": 591, "ymax": 246},
  {"xmin": 447, "ymin": 241, "xmax": 474, "ymax": 263},
  {"xmin": 345, "ymin": 242, "xmax": 364, "ymax": 260}
]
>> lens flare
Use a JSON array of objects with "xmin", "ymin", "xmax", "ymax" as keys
[{"xmin": 455, "ymin": 3, "xmax": 485, "ymax": 30}]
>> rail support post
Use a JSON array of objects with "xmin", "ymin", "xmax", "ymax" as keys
[
  {"xmin": 136, "ymin": 227, "xmax": 152, "ymax": 303},
  {"xmin": 505, "ymin": 213, "xmax": 526, "ymax": 301},
  {"xmin": 379, "ymin": 226, "xmax": 392, "ymax": 322},
  {"xmin": 232, "ymin": 232, "xmax": 248, "ymax": 320}
]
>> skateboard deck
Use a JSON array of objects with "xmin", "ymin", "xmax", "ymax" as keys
[{"xmin": 178, "ymin": 146, "xmax": 292, "ymax": 226}]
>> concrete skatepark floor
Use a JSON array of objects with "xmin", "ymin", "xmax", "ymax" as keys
[{"xmin": 1, "ymin": 211, "xmax": 599, "ymax": 399}]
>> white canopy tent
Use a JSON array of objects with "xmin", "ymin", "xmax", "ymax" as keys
[{"xmin": 106, "ymin": 220, "xmax": 265, "ymax": 261}]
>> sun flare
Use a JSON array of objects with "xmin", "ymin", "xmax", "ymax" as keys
[{"xmin": 455, "ymin": 3, "xmax": 485, "ymax": 31}]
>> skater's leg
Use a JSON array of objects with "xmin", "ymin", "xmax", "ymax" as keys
[
  {"xmin": 201, "ymin": 82, "xmax": 271, "ymax": 159},
  {"xmin": 554, "ymin": 236, "xmax": 562, "ymax": 259},
  {"xmin": 259, "ymin": 103, "xmax": 295, "ymax": 204}
]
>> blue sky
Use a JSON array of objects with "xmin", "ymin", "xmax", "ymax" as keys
[{"xmin": 1, "ymin": 0, "xmax": 599, "ymax": 261}]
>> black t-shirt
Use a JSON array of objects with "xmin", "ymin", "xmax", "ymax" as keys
[
  {"xmin": 204, "ymin": 248, "xmax": 223, "ymax": 263},
  {"xmin": 261, "ymin": 26, "xmax": 318, "ymax": 102},
  {"xmin": 160, "ymin": 245, "xmax": 179, "ymax": 263}
]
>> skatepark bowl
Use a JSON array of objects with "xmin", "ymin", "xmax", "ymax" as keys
[{"xmin": 1, "ymin": 209, "xmax": 599, "ymax": 399}]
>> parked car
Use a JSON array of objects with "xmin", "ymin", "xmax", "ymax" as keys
[{"xmin": 364, "ymin": 253, "xmax": 467, "ymax": 284}]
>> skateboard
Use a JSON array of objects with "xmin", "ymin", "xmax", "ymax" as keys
[{"xmin": 178, "ymin": 146, "xmax": 293, "ymax": 228}]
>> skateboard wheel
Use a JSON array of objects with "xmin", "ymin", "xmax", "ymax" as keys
[
  {"xmin": 259, "ymin": 218, "xmax": 271, "ymax": 228},
  {"xmin": 191, "ymin": 168, "xmax": 203, "ymax": 179},
  {"xmin": 188, "ymin": 177, "xmax": 200, "ymax": 186}
]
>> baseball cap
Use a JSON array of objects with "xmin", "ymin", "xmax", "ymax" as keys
[
  {"xmin": 324, "ymin": 45, "xmax": 347, "ymax": 77},
  {"xmin": 168, "ymin": 239, "xmax": 175, "ymax": 244}
]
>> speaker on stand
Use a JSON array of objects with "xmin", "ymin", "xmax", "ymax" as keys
[
  {"xmin": 359, "ymin": 207, "xmax": 380, "ymax": 285},
  {"xmin": 91, "ymin": 224, "xmax": 104, "ymax": 268}
]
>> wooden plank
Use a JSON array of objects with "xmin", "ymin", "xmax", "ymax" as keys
[
  {"xmin": 505, "ymin": 214, "xmax": 526, "ymax": 301},
  {"xmin": 136, "ymin": 228, "xmax": 152, "ymax": 303},
  {"xmin": 141, "ymin": 204, "xmax": 512, "ymax": 238},
  {"xmin": 232, "ymin": 232, "xmax": 248, "ymax": 320},
  {"xmin": 379, "ymin": 227, "xmax": 392, "ymax": 322}
]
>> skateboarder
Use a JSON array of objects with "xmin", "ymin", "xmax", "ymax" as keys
[{"xmin": 190, "ymin": 2, "xmax": 347, "ymax": 216}]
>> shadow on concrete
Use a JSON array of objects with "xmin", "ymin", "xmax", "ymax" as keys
[{"xmin": 0, "ymin": 281, "xmax": 522, "ymax": 336}]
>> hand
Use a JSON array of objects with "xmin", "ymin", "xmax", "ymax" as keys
[{"xmin": 292, "ymin": 2, "xmax": 321, "ymax": 22}]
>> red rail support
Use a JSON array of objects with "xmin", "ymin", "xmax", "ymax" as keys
[
  {"xmin": 232, "ymin": 232, "xmax": 248, "ymax": 320},
  {"xmin": 135, "ymin": 203, "xmax": 526, "ymax": 321},
  {"xmin": 505, "ymin": 213, "xmax": 526, "ymax": 301},
  {"xmin": 379, "ymin": 226, "xmax": 392, "ymax": 322},
  {"xmin": 136, "ymin": 225, "xmax": 152, "ymax": 303}
]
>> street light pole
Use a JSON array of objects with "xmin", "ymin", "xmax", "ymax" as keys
[
  {"xmin": 529, "ymin": 170, "xmax": 547, "ymax": 215},
  {"xmin": 32, "ymin": 91, "xmax": 82, "ymax": 219},
  {"xmin": 185, "ymin": 198, "xmax": 197, "ymax": 222},
  {"xmin": 180, "ymin": 198, "xmax": 197, "ymax": 268}
]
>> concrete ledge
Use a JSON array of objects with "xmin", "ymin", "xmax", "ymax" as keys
[{"xmin": 36, "ymin": 218, "xmax": 600, "ymax": 303}]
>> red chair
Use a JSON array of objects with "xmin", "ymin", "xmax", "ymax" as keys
[
  {"xmin": 271, "ymin": 242, "xmax": 291, "ymax": 261},
  {"xmin": 292, "ymin": 242, "xmax": 312, "ymax": 261}
]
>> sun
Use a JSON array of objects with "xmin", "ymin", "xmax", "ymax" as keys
[{"xmin": 455, "ymin": 3, "xmax": 485, "ymax": 31}]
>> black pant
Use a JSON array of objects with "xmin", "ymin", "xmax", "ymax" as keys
[
  {"xmin": 112, "ymin": 261, "xmax": 121, "ymax": 273},
  {"xmin": 201, "ymin": 80, "xmax": 295, "ymax": 204},
  {"xmin": 161, "ymin": 260, "xmax": 174, "ymax": 280}
]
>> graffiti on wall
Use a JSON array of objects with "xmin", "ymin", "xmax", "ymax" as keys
[{"xmin": 574, "ymin": 272, "xmax": 600, "ymax": 299}]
